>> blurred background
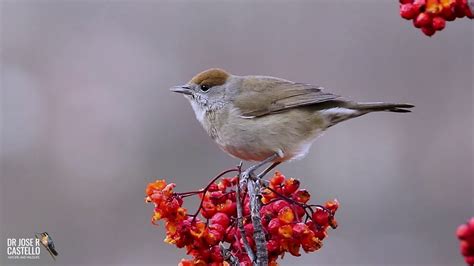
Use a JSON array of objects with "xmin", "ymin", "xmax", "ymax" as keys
[{"xmin": 1, "ymin": 0, "xmax": 473, "ymax": 265}]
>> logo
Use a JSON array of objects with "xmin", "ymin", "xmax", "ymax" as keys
[
  {"xmin": 6, "ymin": 237, "xmax": 41, "ymax": 260},
  {"xmin": 6, "ymin": 232, "xmax": 59, "ymax": 261}
]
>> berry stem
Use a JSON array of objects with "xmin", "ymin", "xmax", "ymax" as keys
[{"xmin": 191, "ymin": 168, "xmax": 239, "ymax": 223}]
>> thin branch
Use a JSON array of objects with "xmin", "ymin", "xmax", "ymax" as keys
[
  {"xmin": 220, "ymin": 242, "xmax": 239, "ymax": 266},
  {"xmin": 190, "ymin": 168, "xmax": 239, "ymax": 222},
  {"xmin": 247, "ymin": 177, "xmax": 268, "ymax": 266},
  {"xmin": 235, "ymin": 167, "xmax": 256, "ymax": 263}
]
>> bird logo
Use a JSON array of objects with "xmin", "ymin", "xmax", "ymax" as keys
[{"xmin": 35, "ymin": 232, "xmax": 58, "ymax": 260}]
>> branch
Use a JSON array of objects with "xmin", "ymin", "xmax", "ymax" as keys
[
  {"xmin": 247, "ymin": 177, "xmax": 268, "ymax": 266},
  {"xmin": 236, "ymin": 169, "xmax": 256, "ymax": 263},
  {"xmin": 220, "ymin": 243, "xmax": 239, "ymax": 266}
]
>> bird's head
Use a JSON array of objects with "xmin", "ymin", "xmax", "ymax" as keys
[{"xmin": 170, "ymin": 68, "xmax": 241, "ymax": 117}]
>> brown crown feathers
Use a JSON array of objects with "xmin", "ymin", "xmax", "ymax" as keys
[{"xmin": 190, "ymin": 68, "xmax": 230, "ymax": 88}]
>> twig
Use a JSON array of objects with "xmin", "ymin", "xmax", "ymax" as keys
[
  {"xmin": 190, "ymin": 168, "xmax": 239, "ymax": 223},
  {"xmin": 235, "ymin": 167, "xmax": 256, "ymax": 263},
  {"xmin": 247, "ymin": 177, "xmax": 268, "ymax": 266},
  {"xmin": 220, "ymin": 243, "xmax": 240, "ymax": 266}
]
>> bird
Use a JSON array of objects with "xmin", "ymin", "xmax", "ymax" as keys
[
  {"xmin": 36, "ymin": 232, "xmax": 58, "ymax": 260},
  {"xmin": 170, "ymin": 68, "xmax": 413, "ymax": 176}
]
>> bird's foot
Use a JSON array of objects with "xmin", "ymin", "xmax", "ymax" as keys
[{"xmin": 238, "ymin": 152, "xmax": 282, "ymax": 189}]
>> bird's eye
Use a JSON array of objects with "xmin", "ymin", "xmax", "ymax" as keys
[{"xmin": 200, "ymin": 84, "xmax": 210, "ymax": 92}]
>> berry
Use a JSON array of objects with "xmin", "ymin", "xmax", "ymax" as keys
[
  {"xmin": 415, "ymin": 12, "xmax": 433, "ymax": 27},
  {"xmin": 421, "ymin": 25, "xmax": 436, "ymax": 36},
  {"xmin": 432, "ymin": 16, "xmax": 446, "ymax": 30},
  {"xmin": 210, "ymin": 212, "xmax": 230, "ymax": 228},
  {"xmin": 457, "ymin": 217, "xmax": 474, "ymax": 265},
  {"xmin": 313, "ymin": 209, "xmax": 330, "ymax": 226},
  {"xmin": 401, "ymin": 3, "xmax": 420, "ymax": 19}
]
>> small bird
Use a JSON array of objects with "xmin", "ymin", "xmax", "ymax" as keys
[
  {"xmin": 36, "ymin": 232, "xmax": 58, "ymax": 260},
  {"xmin": 171, "ymin": 68, "xmax": 413, "ymax": 175}
]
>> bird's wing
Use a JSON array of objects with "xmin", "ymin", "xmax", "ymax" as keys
[{"xmin": 233, "ymin": 76, "xmax": 341, "ymax": 118}]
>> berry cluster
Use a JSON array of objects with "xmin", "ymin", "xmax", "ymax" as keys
[
  {"xmin": 145, "ymin": 171, "xmax": 339, "ymax": 265},
  {"xmin": 399, "ymin": 0, "xmax": 473, "ymax": 36},
  {"xmin": 457, "ymin": 217, "xmax": 474, "ymax": 265}
]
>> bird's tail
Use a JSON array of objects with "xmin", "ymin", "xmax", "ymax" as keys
[
  {"xmin": 350, "ymin": 102, "xmax": 414, "ymax": 113},
  {"xmin": 322, "ymin": 101, "xmax": 414, "ymax": 127}
]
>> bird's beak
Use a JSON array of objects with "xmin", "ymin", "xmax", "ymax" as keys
[{"xmin": 170, "ymin": 85, "xmax": 193, "ymax": 95}]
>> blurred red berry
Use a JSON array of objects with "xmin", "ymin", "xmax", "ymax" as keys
[
  {"xmin": 458, "ymin": 224, "xmax": 471, "ymax": 240},
  {"xmin": 457, "ymin": 217, "xmax": 474, "ymax": 265},
  {"xmin": 421, "ymin": 26, "xmax": 436, "ymax": 36},
  {"xmin": 401, "ymin": 3, "xmax": 420, "ymax": 19},
  {"xmin": 415, "ymin": 12, "xmax": 432, "ymax": 27},
  {"xmin": 432, "ymin": 16, "xmax": 446, "ymax": 30},
  {"xmin": 440, "ymin": 6, "xmax": 457, "ymax": 20},
  {"xmin": 413, "ymin": 0, "xmax": 427, "ymax": 10}
]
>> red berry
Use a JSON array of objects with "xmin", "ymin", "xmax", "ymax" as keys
[
  {"xmin": 294, "ymin": 205, "xmax": 306, "ymax": 218},
  {"xmin": 468, "ymin": 217, "xmax": 474, "ymax": 228},
  {"xmin": 271, "ymin": 199, "xmax": 290, "ymax": 213},
  {"xmin": 325, "ymin": 199, "xmax": 340, "ymax": 213},
  {"xmin": 465, "ymin": 256, "xmax": 474, "ymax": 265},
  {"xmin": 209, "ymin": 223, "xmax": 225, "ymax": 234},
  {"xmin": 460, "ymin": 240, "xmax": 474, "ymax": 256},
  {"xmin": 400, "ymin": 0, "xmax": 414, "ymax": 3},
  {"xmin": 440, "ymin": 6, "xmax": 456, "ymax": 20},
  {"xmin": 210, "ymin": 212, "xmax": 230, "ymax": 228},
  {"xmin": 283, "ymin": 178, "xmax": 300, "ymax": 195},
  {"xmin": 268, "ymin": 218, "xmax": 282, "ymax": 234},
  {"xmin": 267, "ymin": 239, "xmax": 280, "ymax": 253},
  {"xmin": 244, "ymin": 223, "xmax": 254, "ymax": 235},
  {"xmin": 293, "ymin": 189, "xmax": 311, "ymax": 203},
  {"xmin": 457, "ymin": 224, "xmax": 471, "ymax": 240},
  {"xmin": 454, "ymin": 4, "xmax": 466, "ymax": 17},
  {"xmin": 421, "ymin": 26, "xmax": 436, "ymax": 36},
  {"xmin": 278, "ymin": 206, "xmax": 295, "ymax": 224},
  {"xmin": 432, "ymin": 16, "xmax": 446, "ymax": 30},
  {"xmin": 415, "ymin": 12, "xmax": 433, "ymax": 27},
  {"xmin": 270, "ymin": 172, "xmax": 285, "ymax": 186},
  {"xmin": 207, "ymin": 183, "xmax": 219, "ymax": 192},
  {"xmin": 413, "ymin": 0, "xmax": 427, "ymax": 10},
  {"xmin": 312, "ymin": 209, "xmax": 330, "ymax": 225},
  {"xmin": 292, "ymin": 223, "xmax": 309, "ymax": 237},
  {"xmin": 401, "ymin": 3, "xmax": 420, "ymax": 19}
]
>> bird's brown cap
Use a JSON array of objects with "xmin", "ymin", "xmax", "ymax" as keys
[{"xmin": 190, "ymin": 68, "xmax": 230, "ymax": 87}]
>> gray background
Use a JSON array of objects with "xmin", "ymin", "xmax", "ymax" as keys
[{"xmin": 1, "ymin": 0, "xmax": 473, "ymax": 265}]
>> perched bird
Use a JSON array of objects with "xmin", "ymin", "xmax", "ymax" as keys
[
  {"xmin": 36, "ymin": 232, "xmax": 58, "ymax": 259},
  {"xmin": 171, "ymin": 68, "xmax": 413, "ymax": 174}
]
